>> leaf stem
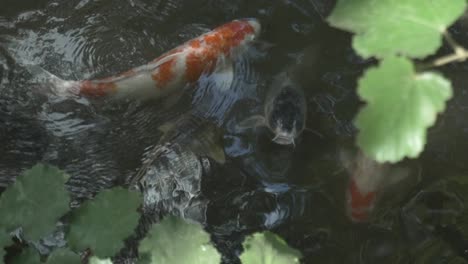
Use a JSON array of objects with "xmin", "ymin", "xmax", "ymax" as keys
[
  {"xmin": 443, "ymin": 30, "xmax": 464, "ymax": 55},
  {"xmin": 432, "ymin": 51, "xmax": 468, "ymax": 67},
  {"xmin": 418, "ymin": 31, "xmax": 468, "ymax": 71}
]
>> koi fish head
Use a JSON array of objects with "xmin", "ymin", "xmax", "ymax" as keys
[
  {"xmin": 209, "ymin": 18, "xmax": 261, "ymax": 55},
  {"xmin": 272, "ymin": 125, "xmax": 297, "ymax": 145},
  {"xmin": 242, "ymin": 18, "xmax": 261, "ymax": 41},
  {"xmin": 227, "ymin": 18, "xmax": 261, "ymax": 42}
]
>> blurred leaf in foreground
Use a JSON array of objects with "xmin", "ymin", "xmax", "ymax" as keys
[
  {"xmin": 355, "ymin": 57, "xmax": 452, "ymax": 163},
  {"xmin": 89, "ymin": 256, "xmax": 113, "ymax": 264},
  {"xmin": 328, "ymin": 0, "xmax": 466, "ymax": 58},
  {"xmin": 240, "ymin": 231, "xmax": 302, "ymax": 264},
  {"xmin": 47, "ymin": 248, "xmax": 80, "ymax": 264},
  {"xmin": 68, "ymin": 187, "xmax": 141, "ymax": 258},
  {"xmin": 1, "ymin": 233, "xmax": 11, "ymax": 262},
  {"xmin": 11, "ymin": 247, "xmax": 40, "ymax": 264},
  {"xmin": 0, "ymin": 164, "xmax": 70, "ymax": 241},
  {"xmin": 139, "ymin": 216, "xmax": 220, "ymax": 264}
]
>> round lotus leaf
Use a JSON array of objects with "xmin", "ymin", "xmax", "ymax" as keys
[
  {"xmin": 68, "ymin": 187, "xmax": 141, "ymax": 258},
  {"xmin": 0, "ymin": 164, "xmax": 70, "ymax": 241}
]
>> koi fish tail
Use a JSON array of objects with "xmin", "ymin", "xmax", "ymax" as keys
[
  {"xmin": 25, "ymin": 64, "xmax": 80, "ymax": 97},
  {"xmin": 346, "ymin": 177, "xmax": 377, "ymax": 223}
]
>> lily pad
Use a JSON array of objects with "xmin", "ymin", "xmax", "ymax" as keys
[
  {"xmin": 1, "ymin": 233, "xmax": 11, "ymax": 262},
  {"xmin": 138, "ymin": 216, "xmax": 220, "ymax": 264},
  {"xmin": 240, "ymin": 231, "xmax": 302, "ymax": 264},
  {"xmin": 328, "ymin": 0, "xmax": 467, "ymax": 58},
  {"xmin": 11, "ymin": 248, "xmax": 40, "ymax": 264},
  {"xmin": 47, "ymin": 248, "xmax": 80, "ymax": 264},
  {"xmin": 355, "ymin": 57, "xmax": 452, "ymax": 163},
  {"xmin": 89, "ymin": 256, "xmax": 113, "ymax": 264},
  {"xmin": 0, "ymin": 164, "xmax": 70, "ymax": 241},
  {"xmin": 67, "ymin": 187, "xmax": 141, "ymax": 258}
]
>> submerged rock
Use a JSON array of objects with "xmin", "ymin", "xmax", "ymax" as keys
[{"xmin": 116, "ymin": 113, "xmax": 225, "ymax": 262}]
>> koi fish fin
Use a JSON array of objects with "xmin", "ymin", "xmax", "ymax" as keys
[
  {"xmin": 25, "ymin": 64, "xmax": 79, "ymax": 97},
  {"xmin": 158, "ymin": 122, "xmax": 226, "ymax": 164},
  {"xmin": 157, "ymin": 119, "xmax": 181, "ymax": 142},
  {"xmin": 157, "ymin": 122, "xmax": 174, "ymax": 135},
  {"xmin": 192, "ymin": 142, "xmax": 226, "ymax": 165},
  {"xmin": 210, "ymin": 56, "xmax": 234, "ymax": 91},
  {"xmin": 189, "ymin": 125, "xmax": 226, "ymax": 164},
  {"xmin": 208, "ymin": 145, "xmax": 226, "ymax": 164},
  {"xmin": 236, "ymin": 115, "xmax": 266, "ymax": 132}
]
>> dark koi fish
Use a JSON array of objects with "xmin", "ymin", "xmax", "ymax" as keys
[{"xmin": 235, "ymin": 45, "xmax": 321, "ymax": 146}]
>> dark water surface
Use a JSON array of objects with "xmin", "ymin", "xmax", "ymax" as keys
[{"xmin": 2, "ymin": 0, "xmax": 468, "ymax": 263}]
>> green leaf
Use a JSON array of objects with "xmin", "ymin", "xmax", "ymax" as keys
[
  {"xmin": 11, "ymin": 248, "xmax": 40, "ymax": 264},
  {"xmin": 328, "ymin": 0, "xmax": 467, "ymax": 58},
  {"xmin": 355, "ymin": 57, "xmax": 452, "ymax": 163},
  {"xmin": 240, "ymin": 231, "xmax": 301, "ymax": 264},
  {"xmin": 47, "ymin": 248, "xmax": 80, "ymax": 264},
  {"xmin": 89, "ymin": 256, "xmax": 113, "ymax": 264},
  {"xmin": 67, "ymin": 187, "xmax": 141, "ymax": 258},
  {"xmin": 0, "ymin": 164, "xmax": 70, "ymax": 240},
  {"xmin": 1, "ymin": 233, "xmax": 11, "ymax": 262},
  {"xmin": 139, "ymin": 216, "xmax": 221, "ymax": 264}
]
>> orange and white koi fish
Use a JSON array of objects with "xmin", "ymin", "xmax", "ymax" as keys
[
  {"xmin": 340, "ymin": 149, "xmax": 409, "ymax": 223},
  {"xmin": 32, "ymin": 18, "xmax": 260, "ymax": 100}
]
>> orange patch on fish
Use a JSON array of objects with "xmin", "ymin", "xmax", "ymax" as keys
[
  {"xmin": 216, "ymin": 20, "xmax": 255, "ymax": 54},
  {"xmin": 183, "ymin": 23, "xmax": 251, "ymax": 83},
  {"xmin": 189, "ymin": 39, "xmax": 202, "ymax": 49},
  {"xmin": 79, "ymin": 81, "xmax": 117, "ymax": 97},
  {"xmin": 204, "ymin": 33, "xmax": 224, "ymax": 47},
  {"xmin": 185, "ymin": 49, "xmax": 218, "ymax": 82},
  {"xmin": 151, "ymin": 58, "xmax": 176, "ymax": 87}
]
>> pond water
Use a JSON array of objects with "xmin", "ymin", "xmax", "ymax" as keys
[{"xmin": 1, "ymin": 0, "xmax": 468, "ymax": 263}]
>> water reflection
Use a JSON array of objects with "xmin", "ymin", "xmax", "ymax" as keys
[{"xmin": 2, "ymin": 0, "xmax": 468, "ymax": 263}]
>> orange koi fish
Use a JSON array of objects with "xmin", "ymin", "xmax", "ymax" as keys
[
  {"xmin": 340, "ymin": 149, "xmax": 409, "ymax": 223},
  {"xmin": 33, "ymin": 19, "xmax": 260, "ymax": 99}
]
